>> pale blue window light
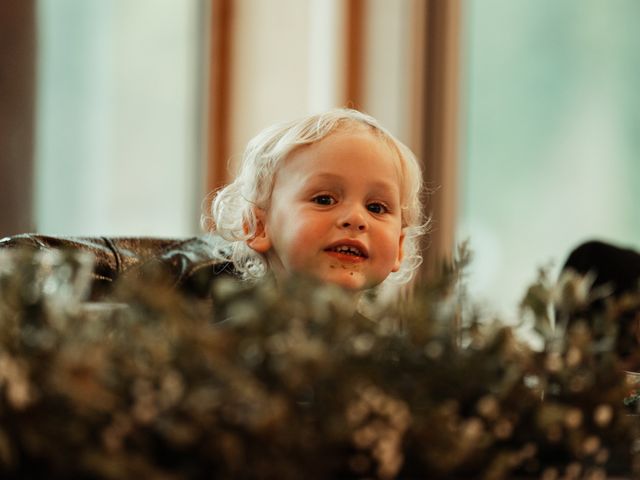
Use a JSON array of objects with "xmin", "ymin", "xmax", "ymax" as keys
[
  {"xmin": 35, "ymin": 0, "xmax": 207, "ymax": 236},
  {"xmin": 459, "ymin": 0, "xmax": 640, "ymax": 316}
]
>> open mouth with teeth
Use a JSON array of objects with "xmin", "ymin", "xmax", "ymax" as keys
[{"xmin": 324, "ymin": 245, "xmax": 368, "ymax": 260}]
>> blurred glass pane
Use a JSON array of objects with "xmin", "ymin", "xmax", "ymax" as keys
[
  {"xmin": 35, "ymin": 0, "xmax": 205, "ymax": 236},
  {"xmin": 459, "ymin": 0, "xmax": 640, "ymax": 316}
]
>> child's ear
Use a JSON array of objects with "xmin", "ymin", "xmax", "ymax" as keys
[
  {"xmin": 391, "ymin": 233, "xmax": 405, "ymax": 273},
  {"xmin": 246, "ymin": 208, "xmax": 272, "ymax": 253}
]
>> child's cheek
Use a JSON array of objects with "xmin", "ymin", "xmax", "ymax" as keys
[{"xmin": 284, "ymin": 225, "xmax": 317, "ymax": 269}]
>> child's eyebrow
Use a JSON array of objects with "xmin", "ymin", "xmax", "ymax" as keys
[{"xmin": 307, "ymin": 173, "xmax": 400, "ymax": 197}]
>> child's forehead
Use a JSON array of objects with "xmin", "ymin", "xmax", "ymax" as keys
[
  {"xmin": 274, "ymin": 127, "xmax": 404, "ymax": 190},
  {"xmin": 286, "ymin": 126, "xmax": 400, "ymax": 167}
]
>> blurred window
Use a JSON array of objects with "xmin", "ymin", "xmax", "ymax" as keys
[
  {"xmin": 459, "ymin": 0, "xmax": 640, "ymax": 315},
  {"xmin": 35, "ymin": 0, "xmax": 206, "ymax": 236}
]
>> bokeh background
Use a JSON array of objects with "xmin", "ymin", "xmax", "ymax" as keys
[
  {"xmin": 460, "ymin": 0, "xmax": 640, "ymax": 315},
  {"xmin": 1, "ymin": 0, "xmax": 639, "ymax": 317}
]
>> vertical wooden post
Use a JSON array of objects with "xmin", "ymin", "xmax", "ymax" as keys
[
  {"xmin": 206, "ymin": 0, "xmax": 233, "ymax": 195},
  {"xmin": 419, "ymin": 0, "xmax": 462, "ymax": 277},
  {"xmin": 344, "ymin": 0, "xmax": 365, "ymax": 109},
  {"xmin": 0, "ymin": 1, "xmax": 36, "ymax": 236}
]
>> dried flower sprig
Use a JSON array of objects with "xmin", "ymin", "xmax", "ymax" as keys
[{"xmin": 0, "ymin": 247, "xmax": 637, "ymax": 479}]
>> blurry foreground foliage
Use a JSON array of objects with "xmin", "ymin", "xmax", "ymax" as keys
[{"xmin": 0, "ymin": 246, "xmax": 639, "ymax": 479}]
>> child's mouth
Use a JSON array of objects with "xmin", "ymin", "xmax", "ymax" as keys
[{"xmin": 324, "ymin": 244, "xmax": 368, "ymax": 261}]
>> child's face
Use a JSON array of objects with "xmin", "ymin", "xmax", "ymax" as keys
[{"xmin": 248, "ymin": 128, "xmax": 405, "ymax": 291}]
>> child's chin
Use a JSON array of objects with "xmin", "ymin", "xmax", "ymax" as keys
[{"xmin": 319, "ymin": 272, "xmax": 368, "ymax": 292}]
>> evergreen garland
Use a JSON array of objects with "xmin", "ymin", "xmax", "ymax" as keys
[{"xmin": 0, "ymin": 246, "xmax": 637, "ymax": 479}]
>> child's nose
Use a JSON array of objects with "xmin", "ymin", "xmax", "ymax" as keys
[{"xmin": 338, "ymin": 206, "xmax": 368, "ymax": 231}]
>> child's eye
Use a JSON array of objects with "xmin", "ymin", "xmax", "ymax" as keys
[
  {"xmin": 367, "ymin": 202, "xmax": 388, "ymax": 214},
  {"xmin": 312, "ymin": 195, "xmax": 335, "ymax": 206}
]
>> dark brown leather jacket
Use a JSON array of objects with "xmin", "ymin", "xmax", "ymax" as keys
[{"xmin": 0, "ymin": 234, "xmax": 235, "ymax": 300}]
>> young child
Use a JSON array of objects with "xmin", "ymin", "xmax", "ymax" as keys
[{"xmin": 205, "ymin": 108, "xmax": 427, "ymax": 303}]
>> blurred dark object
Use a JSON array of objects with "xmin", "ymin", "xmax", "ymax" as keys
[
  {"xmin": 0, "ymin": 234, "xmax": 234, "ymax": 300},
  {"xmin": 562, "ymin": 240, "xmax": 640, "ymax": 297},
  {"xmin": 561, "ymin": 240, "xmax": 640, "ymax": 364}
]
